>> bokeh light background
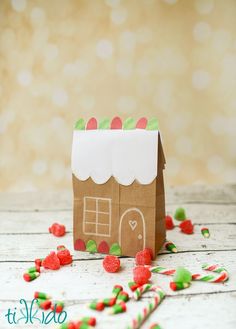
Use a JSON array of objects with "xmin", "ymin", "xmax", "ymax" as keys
[{"xmin": 0, "ymin": 0, "xmax": 236, "ymax": 192}]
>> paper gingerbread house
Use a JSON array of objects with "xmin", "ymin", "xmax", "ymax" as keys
[{"xmin": 72, "ymin": 117, "xmax": 166, "ymax": 257}]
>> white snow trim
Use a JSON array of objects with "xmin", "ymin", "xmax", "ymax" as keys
[{"xmin": 71, "ymin": 129, "xmax": 159, "ymax": 186}]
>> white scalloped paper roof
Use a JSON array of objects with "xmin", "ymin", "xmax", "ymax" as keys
[{"xmin": 71, "ymin": 129, "xmax": 159, "ymax": 186}]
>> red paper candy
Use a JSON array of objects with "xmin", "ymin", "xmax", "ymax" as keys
[
  {"xmin": 133, "ymin": 266, "xmax": 151, "ymax": 285},
  {"xmin": 165, "ymin": 215, "xmax": 175, "ymax": 230},
  {"xmin": 49, "ymin": 223, "xmax": 66, "ymax": 237},
  {"xmin": 135, "ymin": 248, "xmax": 152, "ymax": 265},
  {"xmin": 179, "ymin": 220, "xmax": 194, "ymax": 234},
  {"xmin": 42, "ymin": 252, "xmax": 61, "ymax": 270},
  {"xmin": 103, "ymin": 255, "xmax": 120, "ymax": 273},
  {"xmin": 98, "ymin": 240, "xmax": 110, "ymax": 254},
  {"xmin": 74, "ymin": 239, "xmax": 86, "ymax": 251},
  {"xmin": 57, "ymin": 246, "xmax": 73, "ymax": 266}
]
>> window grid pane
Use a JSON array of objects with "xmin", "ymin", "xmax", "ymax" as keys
[{"xmin": 83, "ymin": 197, "xmax": 111, "ymax": 237}]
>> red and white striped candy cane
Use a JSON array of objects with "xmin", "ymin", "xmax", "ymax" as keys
[
  {"xmin": 133, "ymin": 284, "xmax": 162, "ymax": 300},
  {"xmin": 150, "ymin": 264, "xmax": 229, "ymax": 283},
  {"xmin": 126, "ymin": 287, "xmax": 165, "ymax": 329}
]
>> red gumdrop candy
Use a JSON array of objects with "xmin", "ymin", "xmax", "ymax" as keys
[
  {"xmin": 57, "ymin": 248, "xmax": 73, "ymax": 266},
  {"xmin": 179, "ymin": 220, "xmax": 194, "ymax": 234},
  {"xmin": 135, "ymin": 248, "xmax": 152, "ymax": 265},
  {"xmin": 49, "ymin": 223, "xmax": 66, "ymax": 237},
  {"xmin": 42, "ymin": 252, "xmax": 61, "ymax": 270},
  {"xmin": 103, "ymin": 255, "xmax": 120, "ymax": 273},
  {"xmin": 133, "ymin": 266, "xmax": 151, "ymax": 285},
  {"xmin": 165, "ymin": 215, "xmax": 175, "ymax": 230}
]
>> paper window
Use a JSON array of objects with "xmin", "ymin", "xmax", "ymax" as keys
[{"xmin": 83, "ymin": 197, "xmax": 111, "ymax": 237}]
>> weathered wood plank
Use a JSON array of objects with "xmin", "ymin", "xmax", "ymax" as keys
[
  {"xmin": 0, "ymin": 251, "xmax": 235, "ymax": 301},
  {"xmin": 0, "ymin": 204, "xmax": 235, "ymax": 234},
  {"xmin": 0, "ymin": 293, "xmax": 236, "ymax": 329},
  {"xmin": 0, "ymin": 184, "xmax": 235, "ymax": 212},
  {"xmin": 0, "ymin": 223, "xmax": 235, "ymax": 261}
]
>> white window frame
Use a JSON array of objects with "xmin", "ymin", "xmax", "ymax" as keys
[{"xmin": 83, "ymin": 197, "xmax": 112, "ymax": 237}]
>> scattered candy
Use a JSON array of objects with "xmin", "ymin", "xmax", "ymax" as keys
[
  {"xmin": 150, "ymin": 266, "xmax": 176, "ymax": 276},
  {"xmin": 57, "ymin": 246, "xmax": 73, "ymax": 265},
  {"xmin": 35, "ymin": 258, "xmax": 44, "ymax": 267},
  {"xmin": 51, "ymin": 301, "xmax": 64, "ymax": 313},
  {"xmin": 135, "ymin": 248, "xmax": 152, "ymax": 266},
  {"xmin": 34, "ymin": 292, "xmax": 51, "ymax": 300},
  {"xmin": 103, "ymin": 255, "xmax": 120, "ymax": 273},
  {"xmin": 27, "ymin": 265, "xmax": 40, "ymax": 273},
  {"xmin": 174, "ymin": 207, "xmax": 186, "ymax": 221},
  {"xmin": 173, "ymin": 267, "xmax": 192, "ymax": 284},
  {"xmin": 36, "ymin": 298, "xmax": 52, "ymax": 310},
  {"xmin": 128, "ymin": 281, "xmax": 141, "ymax": 292},
  {"xmin": 23, "ymin": 272, "xmax": 40, "ymax": 282},
  {"xmin": 88, "ymin": 301, "xmax": 105, "ymax": 311},
  {"xmin": 126, "ymin": 287, "xmax": 165, "ymax": 329},
  {"xmin": 42, "ymin": 252, "xmax": 61, "ymax": 270},
  {"xmin": 79, "ymin": 317, "xmax": 96, "ymax": 326},
  {"xmin": 165, "ymin": 215, "xmax": 175, "ymax": 230},
  {"xmin": 164, "ymin": 241, "xmax": 177, "ymax": 253},
  {"xmin": 76, "ymin": 322, "xmax": 94, "ymax": 329},
  {"xmin": 149, "ymin": 324, "xmax": 162, "ymax": 329},
  {"xmin": 170, "ymin": 282, "xmax": 190, "ymax": 291},
  {"xmin": 49, "ymin": 223, "xmax": 66, "ymax": 237},
  {"xmin": 116, "ymin": 291, "xmax": 129, "ymax": 303},
  {"xmin": 133, "ymin": 266, "xmax": 151, "ymax": 285},
  {"xmin": 133, "ymin": 283, "xmax": 153, "ymax": 300},
  {"xmin": 201, "ymin": 227, "xmax": 210, "ymax": 238},
  {"xmin": 99, "ymin": 297, "xmax": 116, "ymax": 307},
  {"xmin": 112, "ymin": 285, "xmax": 123, "ymax": 298},
  {"xmin": 179, "ymin": 220, "xmax": 194, "ymax": 234},
  {"xmin": 151, "ymin": 264, "xmax": 229, "ymax": 283},
  {"xmin": 108, "ymin": 301, "xmax": 126, "ymax": 315},
  {"xmin": 192, "ymin": 264, "xmax": 229, "ymax": 283},
  {"xmin": 59, "ymin": 321, "xmax": 77, "ymax": 329}
]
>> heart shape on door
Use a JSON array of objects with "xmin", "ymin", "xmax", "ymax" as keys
[{"xmin": 129, "ymin": 220, "xmax": 137, "ymax": 231}]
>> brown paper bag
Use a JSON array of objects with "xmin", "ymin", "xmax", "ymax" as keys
[{"xmin": 72, "ymin": 132, "xmax": 166, "ymax": 257}]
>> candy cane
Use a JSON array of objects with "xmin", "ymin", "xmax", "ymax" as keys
[
  {"xmin": 126, "ymin": 287, "xmax": 165, "ymax": 329},
  {"xmin": 150, "ymin": 265, "xmax": 229, "ymax": 283},
  {"xmin": 133, "ymin": 284, "xmax": 162, "ymax": 301}
]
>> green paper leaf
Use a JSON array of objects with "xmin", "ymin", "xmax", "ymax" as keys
[
  {"xmin": 123, "ymin": 117, "xmax": 135, "ymax": 130},
  {"xmin": 146, "ymin": 118, "xmax": 158, "ymax": 130},
  {"xmin": 99, "ymin": 118, "xmax": 110, "ymax": 129},
  {"xmin": 86, "ymin": 240, "xmax": 97, "ymax": 253},
  {"xmin": 109, "ymin": 243, "xmax": 122, "ymax": 256},
  {"xmin": 173, "ymin": 267, "xmax": 192, "ymax": 283},
  {"xmin": 74, "ymin": 118, "xmax": 85, "ymax": 130}
]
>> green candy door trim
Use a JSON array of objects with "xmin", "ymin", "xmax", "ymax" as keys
[
  {"xmin": 109, "ymin": 243, "xmax": 122, "ymax": 256},
  {"xmin": 74, "ymin": 118, "xmax": 85, "ymax": 130},
  {"xmin": 86, "ymin": 240, "xmax": 97, "ymax": 253}
]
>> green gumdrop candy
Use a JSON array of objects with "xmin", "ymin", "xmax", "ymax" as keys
[
  {"xmin": 173, "ymin": 267, "xmax": 192, "ymax": 283},
  {"xmin": 74, "ymin": 118, "xmax": 85, "ymax": 130},
  {"xmin": 174, "ymin": 207, "xmax": 186, "ymax": 221},
  {"xmin": 86, "ymin": 240, "xmax": 97, "ymax": 253},
  {"xmin": 109, "ymin": 243, "xmax": 122, "ymax": 256},
  {"xmin": 123, "ymin": 117, "xmax": 135, "ymax": 130},
  {"xmin": 146, "ymin": 118, "xmax": 158, "ymax": 130},
  {"xmin": 99, "ymin": 118, "xmax": 110, "ymax": 129}
]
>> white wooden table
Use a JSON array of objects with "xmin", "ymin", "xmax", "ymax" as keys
[{"xmin": 0, "ymin": 185, "xmax": 236, "ymax": 329}]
